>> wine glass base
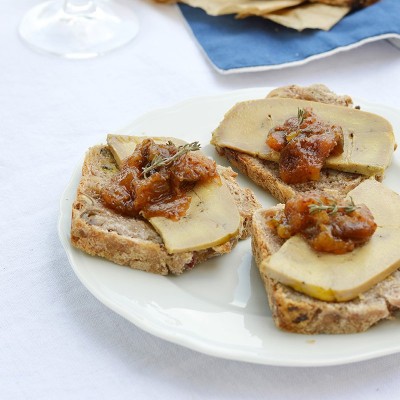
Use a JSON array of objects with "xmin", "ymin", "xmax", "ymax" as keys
[{"xmin": 19, "ymin": 0, "xmax": 139, "ymax": 59}]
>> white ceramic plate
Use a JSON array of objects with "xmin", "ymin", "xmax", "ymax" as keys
[{"xmin": 58, "ymin": 88, "xmax": 400, "ymax": 367}]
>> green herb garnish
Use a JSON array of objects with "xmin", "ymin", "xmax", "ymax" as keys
[
  {"xmin": 308, "ymin": 197, "xmax": 357, "ymax": 215},
  {"xmin": 297, "ymin": 107, "xmax": 305, "ymax": 126},
  {"xmin": 142, "ymin": 141, "xmax": 201, "ymax": 178}
]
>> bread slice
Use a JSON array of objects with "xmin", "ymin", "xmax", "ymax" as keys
[
  {"xmin": 252, "ymin": 207, "xmax": 400, "ymax": 334},
  {"xmin": 214, "ymin": 84, "xmax": 378, "ymax": 203},
  {"xmin": 266, "ymin": 84, "xmax": 354, "ymax": 107},
  {"xmin": 215, "ymin": 146, "xmax": 367, "ymax": 204},
  {"xmin": 71, "ymin": 145, "xmax": 261, "ymax": 275}
]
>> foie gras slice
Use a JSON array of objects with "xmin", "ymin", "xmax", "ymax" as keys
[
  {"xmin": 262, "ymin": 180, "xmax": 400, "ymax": 302},
  {"xmin": 211, "ymin": 98, "xmax": 395, "ymax": 178},
  {"xmin": 107, "ymin": 134, "xmax": 241, "ymax": 254}
]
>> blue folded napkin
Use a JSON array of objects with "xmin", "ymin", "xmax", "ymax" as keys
[{"xmin": 179, "ymin": 0, "xmax": 400, "ymax": 73}]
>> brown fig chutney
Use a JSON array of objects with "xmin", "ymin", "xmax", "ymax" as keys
[
  {"xmin": 102, "ymin": 139, "xmax": 219, "ymax": 220},
  {"xmin": 266, "ymin": 108, "xmax": 344, "ymax": 184},
  {"xmin": 267, "ymin": 192, "xmax": 377, "ymax": 254}
]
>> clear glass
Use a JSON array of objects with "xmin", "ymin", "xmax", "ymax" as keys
[{"xmin": 19, "ymin": 0, "xmax": 139, "ymax": 59}]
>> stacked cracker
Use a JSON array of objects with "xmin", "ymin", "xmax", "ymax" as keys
[{"xmin": 155, "ymin": 0, "xmax": 379, "ymax": 30}]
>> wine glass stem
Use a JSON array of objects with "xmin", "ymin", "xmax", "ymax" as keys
[{"xmin": 63, "ymin": 0, "xmax": 96, "ymax": 15}]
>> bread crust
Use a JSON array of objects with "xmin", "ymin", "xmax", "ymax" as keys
[
  {"xmin": 252, "ymin": 208, "xmax": 400, "ymax": 334},
  {"xmin": 216, "ymin": 146, "xmax": 367, "ymax": 203},
  {"xmin": 71, "ymin": 145, "xmax": 261, "ymax": 275},
  {"xmin": 215, "ymin": 84, "xmax": 383, "ymax": 202},
  {"xmin": 266, "ymin": 84, "xmax": 354, "ymax": 107}
]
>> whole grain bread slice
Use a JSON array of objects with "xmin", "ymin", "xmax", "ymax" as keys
[
  {"xmin": 71, "ymin": 145, "xmax": 261, "ymax": 275},
  {"xmin": 252, "ymin": 207, "xmax": 400, "ymax": 334},
  {"xmin": 215, "ymin": 146, "xmax": 367, "ymax": 204},
  {"xmin": 214, "ymin": 84, "xmax": 377, "ymax": 203},
  {"xmin": 266, "ymin": 84, "xmax": 354, "ymax": 107}
]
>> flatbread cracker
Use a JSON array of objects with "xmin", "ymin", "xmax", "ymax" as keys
[
  {"xmin": 179, "ymin": 0, "xmax": 304, "ymax": 16},
  {"xmin": 263, "ymin": 3, "xmax": 350, "ymax": 31}
]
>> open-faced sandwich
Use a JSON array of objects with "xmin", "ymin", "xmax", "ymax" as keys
[
  {"xmin": 252, "ymin": 180, "xmax": 400, "ymax": 334},
  {"xmin": 210, "ymin": 83, "xmax": 399, "ymax": 334},
  {"xmin": 70, "ymin": 135, "xmax": 261, "ymax": 275},
  {"xmin": 211, "ymin": 84, "xmax": 396, "ymax": 203}
]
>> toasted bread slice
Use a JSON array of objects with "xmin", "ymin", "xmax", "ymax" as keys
[
  {"xmin": 213, "ymin": 84, "xmax": 383, "ymax": 203},
  {"xmin": 252, "ymin": 207, "xmax": 400, "ymax": 334},
  {"xmin": 266, "ymin": 84, "xmax": 354, "ymax": 107},
  {"xmin": 215, "ymin": 146, "xmax": 367, "ymax": 204},
  {"xmin": 71, "ymin": 145, "xmax": 261, "ymax": 275}
]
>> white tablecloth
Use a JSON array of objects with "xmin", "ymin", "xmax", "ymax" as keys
[{"xmin": 2, "ymin": 1, "xmax": 400, "ymax": 399}]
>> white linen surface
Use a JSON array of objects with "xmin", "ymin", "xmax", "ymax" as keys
[{"xmin": 2, "ymin": 1, "xmax": 400, "ymax": 399}]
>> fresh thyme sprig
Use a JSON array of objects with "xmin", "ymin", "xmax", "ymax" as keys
[
  {"xmin": 308, "ymin": 197, "xmax": 357, "ymax": 215},
  {"xmin": 286, "ymin": 108, "xmax": 306, "ymax": 142},
  {"xmin": 297, "ymin": 107, "xmax": 306, "ymax": 127},
  {"xmin": 142, "ymin": 141, "xmax": 201, "ymax": 178}
]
